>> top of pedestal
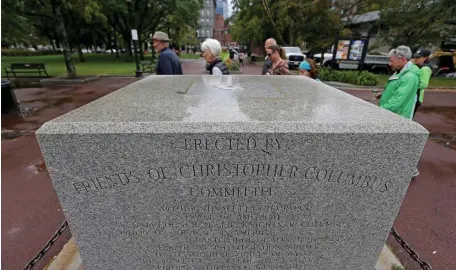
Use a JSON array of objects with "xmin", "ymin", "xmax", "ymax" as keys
[{"xmin": 37, "ymin": 75, "xmax": 428, "ymax": 134}]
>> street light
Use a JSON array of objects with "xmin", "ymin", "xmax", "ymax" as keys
[{"xmin": 125, "ymin": 0, "xmax": 142, "ymax": 77}]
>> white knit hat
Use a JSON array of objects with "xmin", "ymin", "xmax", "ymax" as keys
[{"xmin": 201, "ymin": 38, "xmax": 221, "ymax": 56}]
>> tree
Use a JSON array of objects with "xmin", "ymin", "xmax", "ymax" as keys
[
  {"xmin": 231, "ymin": 0, "xmax": 344, "ymax": 53},
  {"xmin": 23, "ymin": 0, "xmax": 103, "ymax": 78},
  {"xmin": 160, "ymin": 0, "xmax": 203, "ymax": 47},
  {"xmin": 1, "ymin": 0, "xmax": 45, "ymax": 46},
  {"xmin": 377, "ymin": 0, "xmax": 456, "ymax": 51}
]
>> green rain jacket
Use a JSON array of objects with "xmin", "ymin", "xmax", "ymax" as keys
[
  {"xmin": 417, "ymin": 65, "xmax": 432, "ymax": 103},
  {"xmin": 379, "ymin": 62, "xmax": 420, "ymax": 119}
]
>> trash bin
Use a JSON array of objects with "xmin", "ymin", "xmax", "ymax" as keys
[
  {"xmin": 1, "ymin": 79, "xmax": 19, "ymax": 114},
  {"xmin": 251, "ymin": 55, "xmax": 256, "ymax": 62}
]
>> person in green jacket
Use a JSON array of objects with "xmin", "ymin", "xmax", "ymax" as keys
[
  {"xmin": 379, "ymin": 45, "xmax": 420, "ymax": 120},
  {"xmin": 378, "ymin": 45, "xmax": 421, "ymax": 178},
  {"xmin": 412, "ymin": 49, "xmax": 432, "ymax": 117}
]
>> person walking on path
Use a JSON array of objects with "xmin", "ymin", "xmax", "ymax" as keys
[
  {"xmin": 378, "ymin": 45, "xmax": 420, "ymax": 177},
  {"xmin": 412, "ymin": 49, "xmax": 432, "ymax": 117},
  {"xmin": 264, "ymin": 45, "xmax": 289, "ymax": 75},
  {"xmin": 239, "ymin": 51, "xmax": 245, "ymax": 67},
  {"xmin": 262, "ymin": 38, "xmax": 277, "ymax": 75},
  {"xmin": 151, "ymin": 31, "xmax": 183, "ymax": 75},
  {"xmin": 201, "ymin": 38, "xmax": 230, "ymax": 75},
  {"xmin": 299, "ymin": 59, "xmax": 320, "ymax": 81}
]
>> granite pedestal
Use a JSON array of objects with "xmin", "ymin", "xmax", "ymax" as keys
[{"xmin": 37, "ymin": 75, "xmax": 428, "ymax": 270}]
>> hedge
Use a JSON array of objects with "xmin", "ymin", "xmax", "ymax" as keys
[{"xmin": 319, "ymin": 68, "xmax": 378, "ymax": 86}]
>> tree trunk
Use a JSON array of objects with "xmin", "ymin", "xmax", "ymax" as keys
[
  {"xmin": 76, "ymin": 44, "xmax": 85, "ymax": 62},
  {"xmin": 50, "ymin": 39, "xmax": 56, "ymax": 50},
  {"xmin": 138, "ymin": 30, "xmax": 144, "ymax": 60},
  {"xmin": 152, "ymin": 46, "xmax": 156, "ymax": 62},
  {"xmin": 108, "ymin": 30, "xmax": 113, "ymax": 55},
  {"xmin": 124, "ymin": 35, "xmax": 133, "ymax": 62},
  {"xmin": 114, "ymin": 34, "xmax": 119, "ymax": 59},
  {"xmin": 55, "ymin": 5, "xmax": 76, "ymax": 79},
  {"xmin": 321, "ymin": 51, "xmax": 326, "ymax": 68}
]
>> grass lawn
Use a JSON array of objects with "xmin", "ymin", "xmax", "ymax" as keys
[
  {"xmin": 376, "ymin": 74, "xmax": 456, "ymax": 87},
  {"xmin": 1, "ymin": 53, "xmax": 200, "ymax": 77},
  {"xmin": 179, "ymin": 53, "xmax": 200, "ymax": 59}
]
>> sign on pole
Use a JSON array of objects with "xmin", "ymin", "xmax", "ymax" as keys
[{"xmin": 131, "ymin": 29, "xmax": 138, "ymax": 41}]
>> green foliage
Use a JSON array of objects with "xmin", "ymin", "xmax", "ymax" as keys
[
  {"xmin": 319, "ymin": 68, "xmax": 379, "ymax": 86},
  {"xmin": 1, "ymin": 49, "xmax": 63, "ymax": 57},
  {"xmin": 377, "ymin": 0, "xmax": 456, "ymax": 51},
  {"xmin": 391, "ymin": 265, "xmax": 404, "ymax": 270},
  {"xmin": 224, "ymin": 58, "xmax": 241, "ymax": 71},
  {"xmin": 231, "ymin": 0, "xmax": 344, "ymax": 52}
]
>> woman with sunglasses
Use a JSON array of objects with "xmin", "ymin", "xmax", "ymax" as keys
[
  {"xmin": 264, "ymin": 45, "xmax": 289, "ymax": 75},
  {"xmin": 201, "ymin": 38, "xmax": 230, "ymax": 75}
]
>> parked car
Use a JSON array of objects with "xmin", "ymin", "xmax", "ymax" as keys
[
  {"xmin": 313, "ymin": 53, "xmax": 333, "ymax": 66},
  {"xmin": 315, "ymin": 53, "xmax": 391, "ymax": 74},
  {"xmin": 282, "ymin": 47, "xmax": 306, "ymax": 69}
]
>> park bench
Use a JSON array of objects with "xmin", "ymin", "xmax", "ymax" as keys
[
  {"xmin": 4, "ymin": 63, "xmax": 50, "ymax": 78},
  {"xmin": 140, "ymin": 60, "xmax": 155, "ymax": 73}
]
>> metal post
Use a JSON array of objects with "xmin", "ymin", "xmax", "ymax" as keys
[
  {"xmin": 126, "ymin": 0, "xmax": 142, "ymax": 77},
  {"xmin": 133, "ymin": 39, "xmax": 142, "ymax": 77}
]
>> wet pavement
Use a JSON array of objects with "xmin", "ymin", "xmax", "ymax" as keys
[
  {"xmin": 2, "ymin": 62, "xmax": 456, "ymax": 269},
  {"xmin": 2, "ymin": 77, "xmax": 138, "ymax": 270}
]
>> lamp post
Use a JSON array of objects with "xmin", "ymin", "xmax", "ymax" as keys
[{"xmin": 126, "ymin": 0, "xmax": 142, "ymax": 77}]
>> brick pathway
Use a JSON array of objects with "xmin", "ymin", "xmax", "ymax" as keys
[{"xmin": 2, "ymin": 64, "xmax": 456, "ymax": 269}]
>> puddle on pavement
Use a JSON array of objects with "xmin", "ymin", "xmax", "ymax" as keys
[
  {"xmin": 419, "ymin": 107, "xmax": 456, "ymax": 118},
  {"xmin": 1, "ymin": 130, "xmax": 33, "ymax": 140},
  {"xmin": 26, "ymin": 161, "xmax": 47, "ymax": 174},
  {"xmin": 429, "ymin": 133, "xmax": 456, "ymax": 150}
]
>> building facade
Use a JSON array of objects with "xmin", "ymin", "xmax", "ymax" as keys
[
  {"xmin": 197, "ymin": 0, "xmax": 216, "ymax": 42},
  {"xmin": 213, "ymin": 14, "xmax": 233, "ymax": 47},
  {"xmin": 215, "ymin": 0, "xmax": 229, "ymax": 19}
]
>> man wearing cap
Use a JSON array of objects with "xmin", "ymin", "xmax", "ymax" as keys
[
  {"xmin": 412, "ymin": 49, "xmax": 432, "ymax": 116},
  {"xmin": 151, "ymin": 31, "xmax": 183, "ymax": 75}
]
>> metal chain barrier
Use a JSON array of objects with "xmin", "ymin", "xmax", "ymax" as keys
[
  {"xmin": 22, "ymin": 221, "xmax": 68, "ymax": 270},
  {"xmin": 390, "ymin": 227, "xmax": 432, "ymax": 270}
]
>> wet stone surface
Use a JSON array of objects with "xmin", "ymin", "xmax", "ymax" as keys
[{"xmin": 37, "ymin": 75, "xmax": 428, "ymax": 270}]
